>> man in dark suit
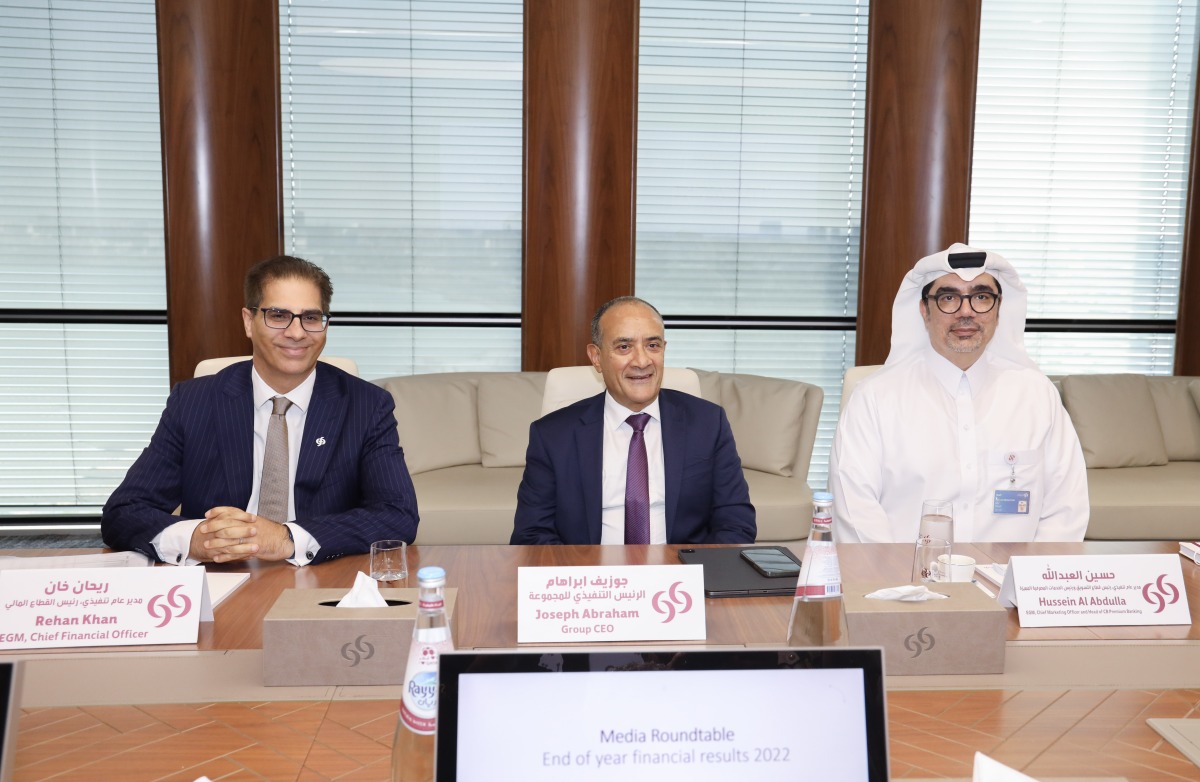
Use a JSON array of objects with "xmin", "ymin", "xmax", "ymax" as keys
[
  {"xmin": 511, "ymin": 297, "xmax": 755, "ymax": 545},
  {"xmin": 102, "ymin": 256, "xmax": 418, "ymax": 565}
]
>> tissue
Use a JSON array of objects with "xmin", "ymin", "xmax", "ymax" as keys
[
  {"xmin": 864, "ymin": 585, "xmax": 949, "ymax": 601},
  {"xmin": 336, "ymin": 571, "xmax": 389, "ymax": 608}
]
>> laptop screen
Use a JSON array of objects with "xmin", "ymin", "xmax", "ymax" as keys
[{"xmin": 435, "ymin": 648, "xmax": 888, "ymax": 782}]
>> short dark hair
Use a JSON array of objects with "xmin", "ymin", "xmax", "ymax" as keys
[
  {"xmin": 591, "ymin": 296, "xmax": 663, "ymax": 345},
  {"xmin": 921, "ymin": 277, "xmax": 1002, "ymax": 300},
  {"xmin": 244, "ymin": 255, "xmax": 333, "ymax": 312}
]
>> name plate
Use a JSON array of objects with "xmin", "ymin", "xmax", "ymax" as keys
[
  {"xmin": 1181, "ymin": 541, "xmax": 1200, "ymax": 565},
  {"xmin": 0, "ymin": 566, "xmax": 212, "ymax": 649},
  {"xmin": 998, "ymin": 554, "xmax": 1191, "ymax": 627},
  {"xmin": 517, "ymin": 565, "xmax": 706, "ymax": 644}
]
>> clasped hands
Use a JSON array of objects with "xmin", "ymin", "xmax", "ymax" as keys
[{"xmin": 189, "ymin": 507, "xmax": 296, "ymax": 563}]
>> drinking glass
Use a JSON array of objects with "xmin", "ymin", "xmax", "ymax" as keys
[
  {"xmin": 912, "ymin": 539, "xmax": 951, "ymax": 583},
  {"xmin": 912, "ymin": 499, "xmax": 953, "ymax": 584},
  {"xmin": 918, "ymin": 499, "xmax": 953, "ymax": 548},
  {"xmin": 370, "ymin": 540, "xmax": 408, "ymax": 582}
]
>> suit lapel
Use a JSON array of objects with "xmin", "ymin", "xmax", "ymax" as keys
[
  {"xmin": 575, "ymin": 395, "xmax": 605, "ymax": 544},
  {"xmin": 218, "ymin": 363, "xmax": 255, "ymax": 507},
  {"xmin": 660, "ymin": 390, "xmax": 686, "ymax": 541},
  {"xmin": 295, "ymin": 367, "xmax": 347, "ymax": 512}
]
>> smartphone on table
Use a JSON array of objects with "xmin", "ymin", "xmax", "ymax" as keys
[{"xmin": 739, "ymin": 547, "xmax": 802, "ymax": 578}]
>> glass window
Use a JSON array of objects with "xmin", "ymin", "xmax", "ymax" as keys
[
  {"xmin": 636, "ymin": 0, "xmax": 868, "ymax": 487},
  {"xmin": 971, "ymin": 0, "xmax": 1197, "ymax": 373},
  {"xmin": 279, "ymin": 0, "xmax": 523, "ymax": 375},
  {"xmin": 0, "ymin": 324, "xmax": 168, "ymax": 515},
  {"xmin": 1027, "ymin": 332, "xmax": 1177, "ymax": 376},
  {"xmin": 325, "ymin": 325, "xmax": 521, "ymax": 379},
  {"xmin": 0, "ymin": 1, "xmax": 167, "ymax": 518},
  {"xmin": 0, "ymin": 1, "xmax": 165, "ymax": 310}
]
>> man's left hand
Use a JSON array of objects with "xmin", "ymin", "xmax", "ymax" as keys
[{"xmin": 199, "ymin": 507, "xmax": 296, "ymax": 563}]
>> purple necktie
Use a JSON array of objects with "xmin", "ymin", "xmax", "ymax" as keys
[{"xmin": 624, "ymin": 413, "xmax": 651, "ymax": 544}]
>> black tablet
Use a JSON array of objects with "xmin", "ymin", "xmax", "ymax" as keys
[{"xmin": 677, "ymin": 546, "xmax": 802, "ymax": 597}]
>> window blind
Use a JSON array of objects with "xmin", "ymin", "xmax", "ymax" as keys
[
  {"xmin": 279, "ymin": 0, "xmax": 523, "ymax": 344},
  {"xmin": 971, "ymin": 0, "xmax": 1197, "ymax": 375},
  {"xmin": 0, "ymin": 0, "xmax": 167, "ymax": 517},
  {"xmin": 1024, "ymin": 332, "xmax": 1178, "ymax": 375},
  {"xmin": 325, "ymin": 325, "xmax": 520, "ymax": 379},
  {"xmin": 0, "ymin": 0, "xmax": 165, "ymax": 309},
  {"xmin": 636, "ymin": 0, "xmax": 868, "ymax": 488},
  {"xmin": 636, "ymin": 0, "xmax": 866, "ymax": 317},
  {"xmin": 0, "ymin": 324, "xmax": 167, "ymax": 515}
]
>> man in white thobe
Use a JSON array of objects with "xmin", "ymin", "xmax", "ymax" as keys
[{"xmin": 830, "ymin": 243, "xmax": 1089, "ymax": 543}]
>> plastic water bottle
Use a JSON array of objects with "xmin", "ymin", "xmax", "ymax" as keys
[
  {"xmin": 392, "ymin": 566, "xmax": 454, "ymax": 782},
  {"xmin": 786, "ymin": 491, "xmax": 848, "ymax": 646}
]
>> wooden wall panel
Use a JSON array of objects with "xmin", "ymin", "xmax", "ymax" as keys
[
  {"xmin": 856, "ymin": 0, "xmax": 982, "ymax": 366},
  {"xmin": 522, "ymin": 0, "xmax": 638, "ymax": 371},
  {"xmin": 157, "ymin": 0, "xmax": 283, "ymax": 386}
]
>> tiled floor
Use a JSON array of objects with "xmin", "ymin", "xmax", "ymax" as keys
[
  {"xmin": 13, "ymin": 689, "xmax": 1200, "ymax": 781},
  {"xmin": 888, "ymin": 689, "xmax": 1200, "ymax": 781}
]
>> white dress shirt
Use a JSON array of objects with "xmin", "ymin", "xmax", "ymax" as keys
[
  {"xmin": 599, "ymin": 393, "xmax": 667, "ymax": 544},
  {"xmin": 151, "ymin": 366, "xmax": 321, "ymax": 565},
  {"xmin": 829, "ymin": 350, "xmax": 1089, "ymax": 543}
]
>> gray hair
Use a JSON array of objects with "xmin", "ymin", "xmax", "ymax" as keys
[{"xmin": 590, "ymin": 296, "xmax": 663, "ymax": 345}]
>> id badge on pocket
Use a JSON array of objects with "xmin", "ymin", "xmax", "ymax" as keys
[{"xmin": 993, "ymin": 489, "xmax": 1030, "ymax": 515}]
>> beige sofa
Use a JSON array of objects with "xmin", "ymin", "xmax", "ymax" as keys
[
  {"xmin": 1055, "ymin": 374, "xmax": 1200, "ymax": 540},
  {"xmin": 374, "ymin": 370, "xmax": 824, "ymax": 545}
]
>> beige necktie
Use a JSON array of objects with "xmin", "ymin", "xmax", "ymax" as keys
[{"xmin": 258, "ymin": 396, "xmax": 293, "ymax": 522}]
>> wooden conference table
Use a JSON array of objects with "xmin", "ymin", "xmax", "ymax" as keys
[
  {"xmin": 8, "ymin": 541, "xmax": 1200, "ymax": 781},
  {"xmin": 187, "ymin": 539, "xmax": 1200, "ymax": 650}
]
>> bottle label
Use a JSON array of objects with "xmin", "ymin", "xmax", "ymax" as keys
[
  {"xmin": 399, "ymin": 689, "xmax": 437, "ymax": 734},
  {"xmin": 400, "ymin": 638, "xmax": 453, "ymax": 736},
  {"xmin": 796, "ymin": 540, "xmax": 842, "ymax": 598}
]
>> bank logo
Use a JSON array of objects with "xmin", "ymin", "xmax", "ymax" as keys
[
  {"xmin": 1142, "ymin": 574, "xmax": 1180, "ymax": 614},
  {"xmin": 903, "ymin": 626, "xmax": 936, "ymax": 658},
  {"xmin": 340, "ymin": 634, "xmax": 375, "ymax": 666},
  {"xmin": 651, "ymin": 581, "xmax": 693, "ymax": 623},
  {"xmin": 147, "ymin": 584, "xmax": 192, "ymax": 628}
]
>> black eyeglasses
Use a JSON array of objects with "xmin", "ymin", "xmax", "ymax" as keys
[
  {"xmin": 251, "ymin": 307, "xmax": 330, "ymax": 332},
  {"xmin": 926, "ymin": 291, "xmax": 1000, "ymax": 315}
]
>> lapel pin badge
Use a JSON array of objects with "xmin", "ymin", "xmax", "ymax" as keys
[{"xmin": 316, "ymin": 437, "xmax": 326, "ymax": 447}]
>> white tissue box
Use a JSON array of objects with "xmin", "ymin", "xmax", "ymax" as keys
[
  {"xmin": 261, "ymin": 587, "xmax": 458, "ymax": 686},
  {"xmin": 843, "ymin": 581, "xmax": 1006, "ymax": 676}
]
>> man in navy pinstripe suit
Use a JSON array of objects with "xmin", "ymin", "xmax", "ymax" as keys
[
  {"xmin": 511, "ymin": 297, "xmax": 755, "ymax": 545},
  {"xmin": 102, "ymin": 256, "xmax": 418, "ymax": 566}
]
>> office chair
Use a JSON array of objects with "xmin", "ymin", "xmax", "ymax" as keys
[
  {"xmin": 194, "ymin": 355, "xmax": 360, "ymax": 378},
  {"xmin": 839, "ymin": 364, "xmax": 882, "ymax": 414},
  {"xmin": 540, "ymin": 366, "xmax": 702, "ymax": 417}
]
